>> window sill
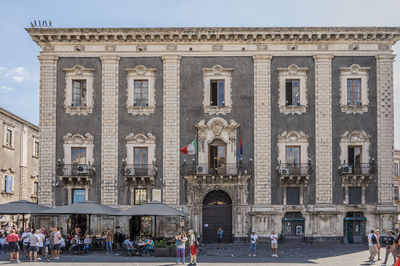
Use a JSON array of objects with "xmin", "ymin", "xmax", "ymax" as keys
[
  {"xmin": 65, "ymin": 105, "xmax": 93, "ymax": 116},
  {"xmin": 32, "ymin": 155, "xmax": 39, "ymax": 159},
  {"xmin": 1, "ymin": 191, "xmax": 14, "ymax": 196},
  {"xmin": 203, "ymin": 105, "xmax": 232, "ymax": 115},
  {"xmin": 127, "ymin": 106, "xmax": 155, "ymax": 116},
  {"xmin": 2, "ymin": 145, "xmax": 14, "ymax": 151},
  {"xmin": 279, "ymin": 105, "xmax": 307, "ymax": 115},
  {"xmin": 340, "ymin": 104, "xmax": 368, "ymax": 114}
]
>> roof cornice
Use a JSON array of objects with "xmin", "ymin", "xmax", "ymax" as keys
[{"xmin": 25, "ymin": 27, "xmax": 400, "ymax": 47}]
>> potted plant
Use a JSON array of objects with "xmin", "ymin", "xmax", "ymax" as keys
[{"xmin": 154, "ymin": 239, "xmax": 170, "ymax": 257}]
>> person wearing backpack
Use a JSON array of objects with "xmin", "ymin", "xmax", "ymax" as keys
[{"xmin": 368, "ymin": 229, "xmax": 378, "ymax": 263}]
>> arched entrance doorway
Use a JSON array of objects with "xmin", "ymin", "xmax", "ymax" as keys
[
  {"xmin": 282, "ymin": 212, "xmax": 305, "ymax": 238},
  {"xmin": 202, "ymin": 190, "xmax": 232, "ymax": 243},
  {"xmin": 344, "ymin": 212, "xmax": 366, "ymax": 243}
]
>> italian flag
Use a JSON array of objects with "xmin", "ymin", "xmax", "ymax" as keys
[{"xmin": 180, "ymin": 137, "xmax": 197, "ymax": 155}]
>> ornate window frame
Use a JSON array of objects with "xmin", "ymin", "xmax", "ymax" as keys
[
  {"xmin": 277, "ymin": 64, "xmax": 308, "ymax": 115},
  {"xmin": 63, "ymin": 133, "xmax": 95, "ymax": 164},
  {"xmin": 126, "ymin": 65, "xmax": 157, "ymax": 116},
  {"xmin": 125, "ymin": 133, "xmax": 156, "ymax": 165},
  {"xmin": 339, "ymin": 64, "xmax": 370, "ymax": 114},
  {"xmin": 277, "ymin": 131, "xmax": 309, "ymax": 164},
  {"xmin": 63, "ymin": 65, "xmax": 95, "ymax": 116},
  {"xmin": 0, "ymin": 168, "xmax": 16, "ymax": 198},
  {"xmin": 339, "ymin": 130, "xmax": 370, "ymax": 164},
  {"xmin": 196, "ymin": 118, "xmax": 240, "ymax": 167},
  {"xmin": 202, "ymin": 65, "xmax": 233, "ymax": 115}
]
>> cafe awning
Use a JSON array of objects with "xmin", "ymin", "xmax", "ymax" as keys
[
  {"xmin": 0, "ymin": 200, "xmax": 50, "ymax": 214},
  {"xmin": 36, "ymin": 201, "xmax": 118, "ymax": 215},
  {"xmin": 117, "ymin": 201, "xmax": 188, "ymax": 216}
]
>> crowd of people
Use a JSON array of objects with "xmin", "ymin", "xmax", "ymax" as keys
[{"xmin": 367, "ymin": 228, "xmax": 400, "ymax": 265}]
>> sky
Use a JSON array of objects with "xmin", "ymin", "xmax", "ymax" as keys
[{"xmin": 0, "ymin": 0, "xmax": 399, "ymax": 148}]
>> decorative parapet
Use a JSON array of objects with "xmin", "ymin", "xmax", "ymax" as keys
[{"xmin": 26, "ymin": 27, "xmax": 400, "ymax": 46}]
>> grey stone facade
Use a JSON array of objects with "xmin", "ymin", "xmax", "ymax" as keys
[{"xmin": 27, "ymin": 27, "xmax": 400, "ymax": 241}]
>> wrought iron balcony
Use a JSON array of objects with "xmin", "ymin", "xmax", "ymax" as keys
[
  {"xmin": 339, "ymin": 163, "xmax": 375, "ymax": 176},
  {"xmin": 121, "ymin": 163, "xmax": 157, "ymax": 185},
  {"xmin": 277, "ymin": 163, "xmax": 312, "ymax": 186},
  {"xmin": 181, "ymin": 162, "xmax": 253, "ymax": 177},
  {"xmin": 56, "ymin": 161, "xmax": 95, "ymax": 186},
  {"xmin": 277, "ymin": 163, "xmax": 312, "ymax": 176},
  {"xmin": 122, "ymin": 164, "xmax": 156, "ymax": 177},
  {"xmin": 57, "ymin": 163, "xmax": 95, "ymax": 177}
]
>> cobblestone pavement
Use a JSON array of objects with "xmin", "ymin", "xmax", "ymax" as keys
[{"xmin": 0, "ymin": 242, "xmax": 392, "ymax": 265}]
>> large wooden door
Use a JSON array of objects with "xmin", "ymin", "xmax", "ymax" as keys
[{"xmin": 202, "ymin": 190, "xmax": 232, "ymax": 243}]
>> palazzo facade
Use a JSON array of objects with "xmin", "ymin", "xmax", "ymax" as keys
[{"xmin": 27, "ymin": 27, "xmax": 400, "ymax": 242}]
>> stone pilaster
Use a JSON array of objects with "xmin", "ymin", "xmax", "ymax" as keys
[
  {"xmin": 162, "ymin": 56, "xmax": 181, "ymax": 205},
  {"xmin": 376, "ymin": 54, "xmax": 396, "ymax": 205},
  {"xmin": 253, "ymin": 55, "xmax": 272, "ymax": 206},
  {"xmin": 19, "ymin": 125, "xmax": 28, "ymax": 200},
  {"xmin": 314, "ymin": 55, "xmax": 334, "ymax": 204},
  {"xmin": 38, "ymin": 55, "xmax": 58, "ymax": 207},
  {"xmin": 100, "ymin": 56, "xmax": 120, "ymax": 206}
]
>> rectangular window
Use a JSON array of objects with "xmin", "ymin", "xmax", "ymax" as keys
[
  {"xmin": 72, "ymin": 189, "xmax": 86, "ymax": 203},
  {"xmin": 71, "ymin": 147, "xmax": 87, "ymax": 164},
  {"xmin": 4, "ymin": 175, "xmax": 13, "ymax": 193},
  {"xmin": 34, "ymin": 141, "xmax": 39, "ymax": 157},
  {"xmin": 348, "ymin": 187, "xmax": 362, "ymax": 204},
  {"xmin": 72, "ymin": 80, "xmax": 87, "ymax": 107},
  {"xmin": 210, "ymin": 80, "xmax": 225, "ymax": 106},
  {"xmin": 5, "ymin": 129, "xmax": 12, "ymax": 147},
  {"xmin": 134, "ymin": 147, "xmax": 148, "ymax": 176},
  {"xmin": 395, "ymin": 186, "xmax": 399, "ymax": 201},
  {"xmin": 285, "ymin": 79, "xmax": 300, "ymax": 106},
  {"xmin": 34, "ymin": 182, "xmax": 38, "ymax": 196},
  {"xmin": 395, "ymin": 163, "xmax": 399, "ymax": 177},
  {"xmin": 348, "ymin": 146, "xmax": 362, "ymax": 166},
  {"xmin": 286, "ymin": 146, "xmax": 300, "ymax": 165},
  {"xmin": 347, "ymin": 79, "xmax": 361, "ymax": 105},
  {"xmin": 134, "ymin": 80, "xmax": 149, "ymax": 106},
  {"xmin": 287, "ymin": 187, "xmax": 300, "ymax": 205},
  {"xmin": 134, "ymin": 188, "xmax": 147, "ymax": 205}
]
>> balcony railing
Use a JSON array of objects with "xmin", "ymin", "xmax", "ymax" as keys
[
  {"xmin": 122, "ymin": 164, "xmax": 156, "ymax": 177},
  {"xmin": 339, "ymin": 163, "xmax": 375, "ymax": 176},
  {"xmin": 181, "ymin": 162, "xmax": 253, "ymax": 176},
  {"xmin": 277, "ymin": 163, "xmax": 312, "ymax": 176},
  {"xmin": 58, "ymin": 164, "xmax": 95, "ymax": 177}
]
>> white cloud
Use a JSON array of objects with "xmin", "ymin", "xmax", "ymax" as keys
[
  {"xmin": 0, "ymin": 66, "xmax": 31, "ymax": 83},
  {"xmin": 0, "ymin": 86, "xmax": 15, "ymax": 93}
]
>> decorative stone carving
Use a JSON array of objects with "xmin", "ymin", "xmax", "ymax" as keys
[
  {"xmin": 202, "ymin": 65, "xmax": 233, "ymax": 115},
  {"xmin": 195, "ymin": 118, "xmax": 239, "ymax": 165},
  {"xmin": 125, "ymin": 65, "xmax": 157, "ymax": 116},
  {"xmin": 378, "ymin": 44, "xmax": 390, "ymax": 51},
  {"xmin": 125, "ymin": 132, "xmax": 156, "ymax": 167},
  {"xmin": 43, "ymin": 45, "xmax": 54, "ymax": 52},
  {"xmin": 339, "ymin": 130, "xmax": 371, "ymax": 165},
  {"xmin": 287, "ymin": 44, "xmax": 297, "ymax": 51},
  {"xmin": 348, "ymin": 43, "xmax": 359, "ymax": 51},
  {"xmin": 339, "ymin": 64, "xmax": 370, "ymax": 114},
  {"xmin": 318, "ymin": 44, "xmax": 329, "ymax": 50},
  {"xmin": 277, "ymin": 64, "xmax": 308, "ymax": 115},
  {"xmin": 63, "ymin": 65, "xmax": 95, "ymax": 116},
  {"xmin": 277, "ymin": 131, "xmax": 309, "ymax": 164},
  {"xmin": 125, "ymin": 132, "xmax": 156, "ymax": 144},
  {"xmin": 63, "ymin": 133, "xmax": 95, "ymax": 164}
]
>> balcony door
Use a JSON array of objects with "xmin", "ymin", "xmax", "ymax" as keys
[
  {"xmin": 286, "ymin": 146, "xmax": 300, "ymax": 165},
  {"xmin": 348, "ymin": 146, "xmax": 362, "ymax": 174},
  {"xmin": 209, "ymin": 140, "xmax": 226, "ymax": 175},
  {"xmin": 71, "ymin": 147, "xmax": 87, "ymax": 164},
  {"xmin": 134, "ymin": 147, "xmax": 148, "ymax": 176}
]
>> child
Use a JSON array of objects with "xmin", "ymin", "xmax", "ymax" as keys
[{"xmin": 83, "ymin": 235, "xmax": 91, "ymax": 253}]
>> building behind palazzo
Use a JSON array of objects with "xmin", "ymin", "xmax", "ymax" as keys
[
  {"xmin": 26, "ymin": 27, "xmax": 400, "ymax": 242},
  {"xmin": 0, "ymin": 107, "xmax": 39, "ymax": 228}
]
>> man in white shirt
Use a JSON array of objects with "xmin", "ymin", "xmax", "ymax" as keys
[
  {"xmin": 248, "ymin": 231, "xmax": 258, "ymax": 257},
  {"xmin": 38, "ymin": 229, "xmax": 45, "ymax": 260},
  {"xmin": 270, "ymin": 230, "xmax": 279, "ymax": 257},
  {"xmin": 21, "ymin": 228, "xmax": 32, "ymax": 258},
  {"xmin": 368, "ymin": 229, "xmax": 378, "ymax": 262}
]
